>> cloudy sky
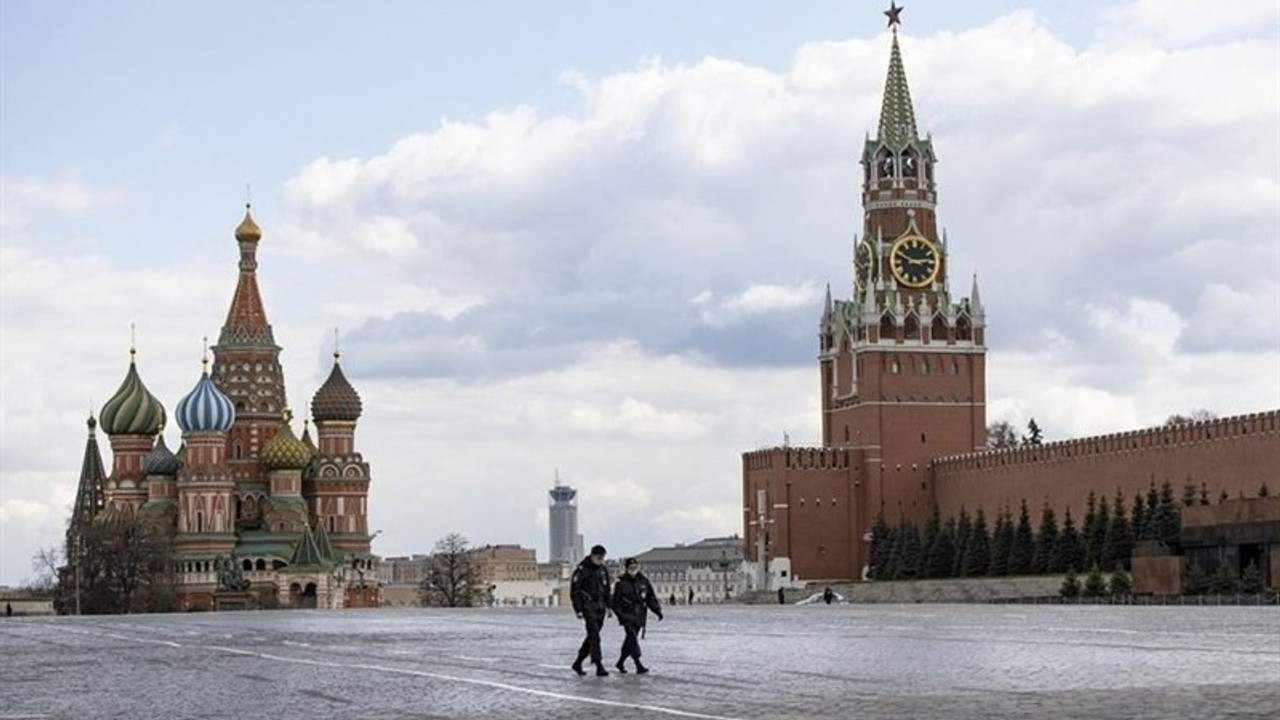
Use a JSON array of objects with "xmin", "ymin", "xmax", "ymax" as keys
[{"xmin": 2, "ymin": 0, "xmax": 1277, "ymax": 587}]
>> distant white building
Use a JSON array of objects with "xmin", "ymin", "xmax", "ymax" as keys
[
  {"xmin": 633, "ymin": 536, "xmax": 753, "ymax": 604},
  {"xmin": 548, "ymin": 476, "xmax": 583, "ymax": 565}
]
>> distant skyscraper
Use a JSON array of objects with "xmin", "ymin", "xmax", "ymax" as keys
[{"xmin": 548, "ymin": 475, "xmax": 583, "ymax": 564}]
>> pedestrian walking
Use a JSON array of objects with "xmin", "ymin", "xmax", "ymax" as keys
[
  {"xmin": 611, "ymin": 557, "xmax": 663, "ymax": 674},
  {"xmin": 823, "ymin": 586, "xmax": 834, "ymax": 604},
  {"xmin": 4, "ymin": 602, "xmax": 11, "ymax": 617},
  {"xmin": 570, "ymin": 544, "xmax": 613, "ymax": 677},
  {"xmin": 777, "ymin": 586, "xmax": 786, "ymax": 604},
  {"xmin": 687, "ymin": 587, "xmax": 694, "ymax": 605}
]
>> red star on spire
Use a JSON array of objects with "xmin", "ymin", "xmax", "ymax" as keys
[{"xmin": 885, "ymin": 2, "xmax": 904, "ymax": 28}]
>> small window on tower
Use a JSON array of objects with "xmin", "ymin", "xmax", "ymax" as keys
[{"xmin": 890, "ymin": 360, "xmax": 900, "ymax": 374}]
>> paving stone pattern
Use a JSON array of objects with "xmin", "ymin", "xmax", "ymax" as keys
[{"xmin": 1, "ymin": 604, "xmax": 1277, "ymax": 719}]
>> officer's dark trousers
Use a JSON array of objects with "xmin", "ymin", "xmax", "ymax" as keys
[
  {"xmin": 576, "ymin": 610, "xmax": 606, "ymax": 664},
  {"xmin": 619, "ymin": 621, "xmax": 643, "ymax": 661}
]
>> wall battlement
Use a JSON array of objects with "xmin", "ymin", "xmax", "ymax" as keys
[
  {"xmin": 743, "ymin": 446, "xmax": 854, "ymax": 472},
  {"xmin": 933, "ymin": 410, "xmax": 1279, "ymax": 474}
]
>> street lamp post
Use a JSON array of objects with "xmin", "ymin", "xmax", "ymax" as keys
[{"xmin": 718, "ymin": 550, "xmax": 731, "ymax": 602}]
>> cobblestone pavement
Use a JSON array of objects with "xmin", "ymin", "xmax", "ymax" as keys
[{"xmin": 1, "ymin": 604, "xmax": 1277, "ymax": 719}]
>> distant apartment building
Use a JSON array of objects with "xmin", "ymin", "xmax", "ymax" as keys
[
  {"xmin": 549, "ymin": 478, "xmax": 584, "ymax": 564},
  {"xmin": 378, "ymin": 545, "xmax": 569, "ymax": 608},
  {"xmin": 634, "ymin": 536, "xmax": 751, "ymax": 604}
]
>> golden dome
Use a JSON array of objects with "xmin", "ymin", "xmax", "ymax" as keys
[
  {"xmin": 235, "ymin": 204, "xmax": 262, "ymax": 242},
  {"xmin": 261, "ymin": 410, "xmax": 313, "ymax": 470}
]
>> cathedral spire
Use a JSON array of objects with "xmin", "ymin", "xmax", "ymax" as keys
[
  {"xmin": 877, "ymin": 6, "xmax": 919, "ymax": 150},
  {"xmin": 218, "ymin": 204, "xmax": 276, "ymax": 348},
  {"xmin": 69, "ymin": 413, "xmax": 107, "ymax": 536}
]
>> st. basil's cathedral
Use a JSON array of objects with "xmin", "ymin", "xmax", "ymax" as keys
[{"xmin": 67, "ymin": 207, "xmax": 377, "ymax": 610}]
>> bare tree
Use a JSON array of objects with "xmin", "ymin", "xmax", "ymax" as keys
[
  {"xmin": 987, "ymin": 421, "xmax": 1019, "ymax": 449},
  {"xmin": 27, "ymin": 546, "xmax": 62, "ymax": 594},
  {"xmin": 61, "ymin": 513, "xmax": 176, "ymax": 614},
  {"xmin": 419, "ymin": 533, "xmax": 490, "ymax": 608},
  {"xmin": 1164, "ymin": 409, "xmax": 1217, "ymax": 426}
]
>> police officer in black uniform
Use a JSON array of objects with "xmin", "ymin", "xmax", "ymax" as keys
[
  {"xmin": 611, "ymin": 557, "xmax": 663, "ymax": 674},
  {"xmin": 570, "ymin": 544, "xmax": 613, "ymax": 676}
]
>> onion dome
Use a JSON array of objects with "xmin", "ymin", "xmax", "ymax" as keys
[
  {"xmin": 143, "ymin": 432, "xmax": 182, "ymax": 476},
  {"xmin": 95, "ymin": 502, "xmax": 125, "ymax": 527},
  {"xmin": 235, "ymin": 204, "xmax": 262, "ymax": 242},
  {"xmin": 262, "ymin": 410, "xmax": 313, "ymax": 470},
  {"xmin": 100, "ymin": 349, "xmax": 167, "ymax": 436},
  {"xmin": 176, "ymin": 362, "xmax": 236, "ymax": 433},
  {"xmin": 311, "ymin": 352, "xmax": 362, "ymax": 422}
]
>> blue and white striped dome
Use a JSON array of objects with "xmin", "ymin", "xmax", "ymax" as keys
[{"xmin": 175, "ymin": 371, "xmax": 235, "ymax": 433}]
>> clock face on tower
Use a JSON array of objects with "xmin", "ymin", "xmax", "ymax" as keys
[
  {"xmin": 854, "ymin": 240, "xmax": 872, "ymax": 291},
  {"xmin": 889, "ymin": 234, "xmax": 940, "ymax": 288}
]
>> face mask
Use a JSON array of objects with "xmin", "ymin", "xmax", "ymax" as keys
[{"xmin": 626, "ymin": 565, "xmax": 639, "ymax": 575}]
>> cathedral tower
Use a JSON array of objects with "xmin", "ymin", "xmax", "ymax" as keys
[
  {"xmin": 99, "ymin": 347, "xmax": 167, "ymax": 517},
  {"xmin": 210, "ymin": 206, "xmax": 288, "ymax": 484},
  {"xmin": 308, "ymin": 348, "xmax": 372, "ymax": 560},
  {"xmin": 174, "ymin": 355, "xmax": 238, "ymax": 561}
]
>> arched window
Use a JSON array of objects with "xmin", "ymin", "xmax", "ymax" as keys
[{"xmin": 904, "ymin": 315, "xmax": 920, "ymax": 341}]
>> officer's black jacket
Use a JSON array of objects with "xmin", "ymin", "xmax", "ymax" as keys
[
  {"xmin": 570, "ymin": 557, "xmax": 612, "ymax": 615},
  {"xmin": 611, "ymin": 571, "xmax": 662, "ymax": 627}
]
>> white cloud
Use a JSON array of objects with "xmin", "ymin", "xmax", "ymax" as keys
[
  {"xmin": 0, "ymin": 176, "xmax": 125, "ymax": 234},
  {"xmin": 1101, "ymin": 0, "xmax": 1280, "ymax": 46},
  {"xmin": 694, "ymin": 283, "xmax": 823, "ymax": 328}
]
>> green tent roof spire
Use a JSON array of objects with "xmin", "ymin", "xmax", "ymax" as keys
[{"xmin": 876, "ymin": 24, "xmax": 919, "ymax": 150}]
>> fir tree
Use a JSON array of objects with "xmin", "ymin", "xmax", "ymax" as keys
[
  {"xmin": 1181, "ymin": 478, "xmax": 1198, "ymax": 508},
  {"xmin": 1218, "ymin": 489, "xmax": 1230, "ymax": 504},
  {"xmin": 884, "ymin": 519, "xmax": 906, "ymax": 579},
  {"xmin": 1261, "ymin": 483, "xmax": 1271, "ymax": 498},
  {"xmin": 1130, "ymin": 491, "xmax": 1148, "ymax": 543},
  {"xmin": 1210, "ymin": 563, "xmax": 1239, "ymax": 595},
  {"xmin": 1240, "ymin": 562, "xmax": 1265, "ymax": 594},
  {"xmin": 952, "ymin": 508, "xmax": 972, "ymax": 578},
  {"xmin": 1082, "ymin": 564, "xmax": 1107, "ymax": 598},
  {"xmin": 927, "ymin": 518, "xmax": 957, "ymax": 578},
  {"xmin": 1108, "ymin": 565, "xmax": 1132, "ymax": 597},
  {"xmin": 964, "ymin": 509, "xmax": 991, "ymax": 577},
  {"xmin": 1009, "ymin": 499, "xmax": 1036, "ymax": 575},
  {"xmin": 1060, "ymin": 569, "xmax": 1080, "ymax": 598},
  {"xmin": 869, "ymin": 512, "xmax": 893, "ymax": 579},
  {"xmin": 1105, "ymin": 490, "xmax": 1134, "ymax": 572},
  {"xmin": 1144, "ymin": 481, "xmax": 1161, "ymax": 540},
  {"xmin": 898, "ymin": 521, "xmax": 923, "ymax": 579},
  {"xmin": 1092, "ymin": 494, "xmax": 1111, "ymax": 570},
  {"xmin": 1082, "ymin": 492, "xmax": 1099, "ymax": 564},
  {"xmin": 1054, "ymin": 508, "xmax": 1084, "ymax": 574},
  {"xmin": 1155, "ymin": 480, "xmax": 1180, "ymax": 546},
  {"xmin": 1024, "ymin": 418, "xmax": 1043, "ymax": 445},
  {"xmin": 921, "ymin": 506, "xmax": 942, "ymax": 578},
  {"xmin": 1183, "ymin": 562, "xmax": 1209, "ymax": 595},
  {"xmin": 1198, "ymin": 482, "xmax": 1210, "ymax": 506},
  {"xmin": 989, "ymin": 506, "xmax": 1014, "ymax": 577},
  {"xmin": 1034, "ymin": 504, "xmax": 1059, "ymax": 574}
]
